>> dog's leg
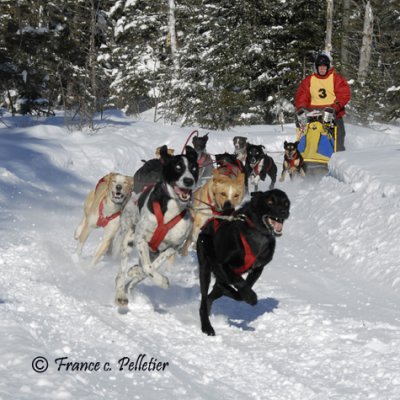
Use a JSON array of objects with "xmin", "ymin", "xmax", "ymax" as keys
[
  {"xmin": 179, "ymin": 236, "xmax": 191, "ymax": 257},
  {"xmin": 136, "ymin": 239, "xmax": 170, "ymax": 288},
  {"xmin": 197, "ymin": 233, "xmax": 215, "ymax": 336},
  {"xmin": 90, "ymin": 219, "xmax": 120, "ymax": 267},
  {"xmin": 279, "ymin": 167, "xmax": 287, "ymax": 182},
  {"xmin": 206, "ymin": 282, "xmax": 242, "ymax": 315},
  {"xmin": 213, "ymin": 263, "xmax": 258, "ymax": 306},
  {"xmin": 115, "ymin": 227, "xmax": 136, "ymax": 306},
  {"xmin": 75, "ymin": 221, "xmax": 93, "ymax": 256},
  {"xmin": 74, "ymin": 215, "xmax": 86, "ymax": 241},
  {"xmin": 115, "ymin": 248, "xmax": 175, "ymax": 306},
  {"xmin": 244, "ymin": 267, "xmax": 263, "ymax": 289},
  {"xmin": 214, "ymin": 282, "xmax": 242, "ymax": 302}
]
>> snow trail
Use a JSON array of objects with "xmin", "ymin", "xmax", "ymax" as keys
[{"xmin": 1, "ymin": 112, "xmax": 400, "ymax": 399}]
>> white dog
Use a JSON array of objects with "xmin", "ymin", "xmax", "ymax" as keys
[{"xmin": 74, "ymin": 172, "xmax": 133, "ymax": 266}]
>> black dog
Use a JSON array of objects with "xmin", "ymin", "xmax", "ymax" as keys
[
  {"xmin": 192, "ymin": 133, "xmax": 213, "ymax": 184},
  {"xmin": 244, "ymin": 144, "xmax": 277, "ymax": 191},
  {"xmin": 197, "ymin": 189, "xmax": 290, "ymax": 336},
  {"xmin": 279, "ymin": 141, "xmax": 306, "ymax": 182}
]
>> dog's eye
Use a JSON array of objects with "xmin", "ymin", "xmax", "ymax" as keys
[
  {"xmin": 221, "ymin": 192, "xmax": 227, "ymax": 197},
  {"xmin": 191, "ymin": 165, "xmax": 198, "ymax": 173},
  {"xmin": 175, "ymin": 164, "xmax": 183, "ymax": 172}
]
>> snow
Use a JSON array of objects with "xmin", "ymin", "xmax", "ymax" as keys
[{"xmin": 1, "ymin": 109, "xmax": 400, "ymax": 400}]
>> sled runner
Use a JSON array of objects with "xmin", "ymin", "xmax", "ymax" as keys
[{"xmin": 295, "ymin": 108, "xmax": 337, "ymax": 175}]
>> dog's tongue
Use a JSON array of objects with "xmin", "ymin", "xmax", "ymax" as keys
[
  {"xmin": 268, "ymin": 218, "xmax": 283, "ymax": 234},
  {"xmin": 174, "ymin": 186, "xmax": 192, "ymax": 201}
]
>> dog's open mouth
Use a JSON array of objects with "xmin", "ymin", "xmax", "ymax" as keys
[
  {"xmin": 112, "ymin": 191, "xmax": 125, "ymax": 203},
  {"xmin": 173, "ymin": 186, "xmax": 192, "ymax": 202},
  {"xmin": 263, "ymin": 216, "xmax": 284, "ymax": 236}
]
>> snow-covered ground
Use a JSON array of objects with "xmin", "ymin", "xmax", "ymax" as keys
[{"xmin": 1, "ymin": 110, "xmax": 399, "ymax": 400}]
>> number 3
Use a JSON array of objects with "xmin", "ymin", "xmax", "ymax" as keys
[{"xmin": 319, "ymin": 88, "xmax": 327, "ymax": 99}]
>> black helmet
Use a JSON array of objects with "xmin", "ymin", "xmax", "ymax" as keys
[{"xmin": 315, "ymin": 53, "xmax": 331, "ymax": 69}]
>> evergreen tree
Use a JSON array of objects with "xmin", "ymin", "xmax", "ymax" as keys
[{"xmin": 108, "ymin": 0, "xmax": 168, "ymax": 115}]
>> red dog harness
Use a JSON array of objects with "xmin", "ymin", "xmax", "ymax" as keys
[
  {"xmin": 96, "ymin": 199, "xmax": 121, "ymax": 227},
  {"xmin": 204, "ymin": 214, "xmax": 257, "ymax": 276},
  {"xmin": 233, "ymin": 217, "xmax": 256, "ymax": 275},
  {"xmin": 289, "ymin": 152, "xmax": 299, "ymax": 168},
  {"xmin": 234, "ymin": 233, "xmax": 257, "ymax": 275},
  {"xmin": 148, "ymin": 201, "xmax": 187, "ymax": 252},
  {"xmin": 95, "ymin": 176, "xmax": 121, "ymax": 227}
]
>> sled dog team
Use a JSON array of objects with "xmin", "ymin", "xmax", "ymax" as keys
[{"xmin": 74, "ymin": 135, "xmax": 293, "ymax": 336}]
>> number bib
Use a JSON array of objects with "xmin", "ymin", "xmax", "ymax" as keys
[{"xmin": 310, "ymin": 73, "xmax": 336, "ymax": 106}]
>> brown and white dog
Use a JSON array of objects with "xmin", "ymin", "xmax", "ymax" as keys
[
  {"xmin": 279, "ymin": 141, "xmax": 306, "ymax": 182},
  {"xmin": 74, "ymin": 173, "xmax": 134, "ymax": 267},
  {"xmin": 181, "ymin": 162, "xmax": 246, "ymax": 255},
  {"xmin": 233, "ymin": 136, "xmax": 248, "ymax": 163}
]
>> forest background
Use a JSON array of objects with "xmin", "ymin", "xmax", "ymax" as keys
[{"xmin": 0, "ymin": 0, "xmax": 398, "ymax": 130}]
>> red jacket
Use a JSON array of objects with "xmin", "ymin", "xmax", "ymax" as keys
[{"xmin": 295, "ymin": 68, "xmax": 351, "ymax": 119}]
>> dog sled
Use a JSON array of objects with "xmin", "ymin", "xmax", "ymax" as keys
[{"xmin": 295, "ymin": 108, "xmax": 337, "ymax": 175}]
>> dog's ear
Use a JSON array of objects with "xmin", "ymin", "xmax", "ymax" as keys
[
  {"xmin": 192, "ymin": 136, "xmax": 199, "ymax": 145},
  {"xmin": 185, "ymin": 145, "xmax": 198, "ymax": 163},
  {"xmin": 203, "ymin": 133, "xmax": 209, "ymax": 142},
  {"xmin": 250, "ymin": 191, "xmax": 263, "ymax": 201},
  {"xmin": 294, "ymin": 141, "xmax": 299, "ymax": 148},
  {"xmin": 127, "ymin": 176, "xmax": 134, "ymax": 191},
  {"xmin": 284, "ymin": 140, "xmax": 288, "ymax": 147},
  {"xmin": 102, "ymin": 173, "xmax": 114, "ymax": 184},
  {"xmin": 159, "ymin": 145, "xmax": 171, "ymax": 163}
]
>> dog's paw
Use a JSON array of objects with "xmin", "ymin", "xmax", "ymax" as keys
[
  {"xmin": 279, "ymin": 177, "xmax": 285, "ymax": 182},
  {"xmin": 115, "ymin": 295, "xmax": 129, "ymax": 308},
  {"xmin": 239, "ymin": 287, "xmax": 258, "ymax": 305},
  {"xmin": 157, "ymin": 275, "xmax": 170, "ymax": 289},
  {"xmin": 201, "ymin": 323, "xmax": 216, "ymax": 336}
]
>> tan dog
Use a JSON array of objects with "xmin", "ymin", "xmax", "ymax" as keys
[
  {"xmin": 74, "ymin": 172, "xmax": 134, "ymax": 266},
  {"xmin": 181, "ymin": 165, "xmax": 246, "ymax": 255}
]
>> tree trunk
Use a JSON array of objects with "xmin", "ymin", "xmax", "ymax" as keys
[
  {"xmin": 325, "ymin": 0, "xmax": 334, "ymax": 53},
  {"xmin": 168, "ymin": 0, "xmax": 179, "ymax": 73},
  {"xmin": 340, "ymin": 0, "xmax": 350, "ymax": 75},
  {"xmin": 358, "ymin": 1, "xmax": 374, "ymax": 84}
]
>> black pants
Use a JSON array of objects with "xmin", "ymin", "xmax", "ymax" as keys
[{"xmin": 336, "ymin": 118, "xmax": 346, "ymax": 152}]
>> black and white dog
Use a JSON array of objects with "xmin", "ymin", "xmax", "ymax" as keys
[
  {"xmin": 244, "ymin": 143, "xmax": 277, "ymax": 191},
  {"xmin": 192, "ymin": 133, "xmax": 213, "ymax": 184},
  {"xmin": 114, "ymin": 145, "xmax": 199, "ymax": 307},
  {"xmin": 197, "ymin": 189, "xmax": 290, "ymax": 336}
]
